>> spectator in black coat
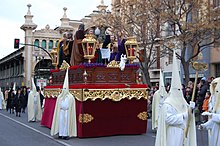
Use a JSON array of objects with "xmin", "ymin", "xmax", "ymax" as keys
[
  {"xmin": 21, "ymin": 87, "xmax": 28, "ymax": 113},
  {"xmin": 15, "ymin": 88, "xmax": 23, "ymax": 117}
]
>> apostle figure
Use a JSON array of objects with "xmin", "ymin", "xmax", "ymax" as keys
[
  {"xmin": 70, "ymin": 24, "xmax": 85, "ymax": 66},
  {"xmin": 27, "ymin": 79, "xmax": 42, "ymax": 122},
  {"xmin": 100, "ymin": 27, "xmax": 112, "ymax": 64},
  {"xmin": 155, "ymin": 50, "xmax": 197, "ymax": 146},
  {"xmin": 64, "ymin": 32, "xmax": 73, "ymax": 64},
  {"xmin": 91, "ymin": 38, "xmax": 102, "ymax": 63},
  {"xmin": 109, "ymin": 35, "xmax": 118, "ymax": 62},
  {"xmin": 200, "ymin": 77, "xmax": 220, "ymax": 146},
  {"xmin": 0, "ymin": 87, "xmax": 4, "ymax": 110},
  {"xmin": 51, "ymin": 68, "xmax": 77, "ymax": 139},
  {"xmin": 58, "ymin": 32, "xmax": 68, "ymax": 68},
  {"xmin": 115, "ymin": 31, "xmax": 126, "ymax": 61},
  {"xmin": 152, "ymin": 69, "xmax": 169, "ymax": 130}
]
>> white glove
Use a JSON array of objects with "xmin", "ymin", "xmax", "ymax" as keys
[
  {"xmin": 198, "ymin": 124, "xmax": 205, "ymax": 130},
  {"xmin": 201, "ymin": 112, "xmax": 212, "ymax": 116},
  {"xmin": 189, "ymin": 101, "xmax": 195, "ymax": 109}
]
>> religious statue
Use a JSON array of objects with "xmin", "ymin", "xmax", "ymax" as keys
[
  {"xmin": 70, "ymin": 24, "xmax": 85, "ymax": 66},
  {"xmin": 57, "ymin": 32, "xmax": 73, "ymax": 68}
]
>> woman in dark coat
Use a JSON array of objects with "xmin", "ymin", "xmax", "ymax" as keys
[
  {"xmin": 14, "ymin": 88, "xmax": 23, "ymax": 117},
  {"xmin": 21, "ymin": 87, "xmax": 28, "ymax": 113},
  {"xmin": 7, "ymin": 88, "xmax": 15, "ymax": 114}
]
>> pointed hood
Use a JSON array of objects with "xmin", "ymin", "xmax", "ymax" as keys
[
  {"xmin": 13, "ymin": 82, "xmax": 17, "ymax": 94},
  {"xmin": 210, "ymin": 77, "xmax": 220, "ymax": 95},
  {"xmin": 63, "ymin": 69, "xmax": 69, "ymax": 90},
  {"xmin": 31, "ymin": 78, "xmax": 37, "ymax": 94},
  {"xmin": 213, "ymin": 77, "xmax": 220, "ymax": 113},
  {"xmin": 164, "ymin": 50, "xmax": 187, "ymax": 113},
  {"xmin": 60, "ymin": 69, "xmax": 69, "ymax": 98},
  {"xmin": 170, "ymin": 51, "xmax": 182, "ymax": 91},
  {"xmin": 158, "ymin": 69, "xmax": 167, "ymax": 97}
]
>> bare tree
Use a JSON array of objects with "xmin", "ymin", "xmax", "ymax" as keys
[
  {"xmin": 156, "ymin": 0, "xmax": 220, "ymax": 83},
  {"xmin": 110, "ymin": 0, "xmax": 167, "ymax": 87},
  {"xmin": 109, "ymin": 0, "xmax": 220, "ymax": 85}
]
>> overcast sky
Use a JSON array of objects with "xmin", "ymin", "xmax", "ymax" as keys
[{"xmin": 0, "ymin": 0, "xmax": 111, "ymax": 59}]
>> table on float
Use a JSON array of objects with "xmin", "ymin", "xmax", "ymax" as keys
[{"xmin": 41, "ymin": 84, "xmax": 148, "ymax": 138}]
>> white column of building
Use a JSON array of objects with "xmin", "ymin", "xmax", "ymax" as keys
[{"xmin": 20, "ymin": 4, "xmax": 37, "ymax": 87}]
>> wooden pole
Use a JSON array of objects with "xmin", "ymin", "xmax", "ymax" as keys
[
  {"xmin": 185, "ymin": 71, "xmax": 198, "ymax": 138},
  {"xmin": 184, "ymin": 61, "xmax": 208, "ymax": 141}
]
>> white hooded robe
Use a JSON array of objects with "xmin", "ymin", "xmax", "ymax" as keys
[
  {"xmin": 51, "ymin": 69, "xmax": 77, "ymax": 137},
  {"xmin": 152, "ymin": 70, "xmax": 168, "ymax": 130},
  {"xmin": 202, "ymin": 77, "xmax": 220, "ymax": 146},
  {"xmin": 155, "ymin": 50, "xmax": 197, "ymax": 146},
  {"xmin": 0, "ymin": 88, "xmax": 4, "ymax": 110},
  {"xmin": 27, "ymin": 79, "xmax": 42, "ymax": 122}
]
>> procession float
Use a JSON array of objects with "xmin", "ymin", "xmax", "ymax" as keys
[{"xmin": 41, "ymin": 33, "xmax": 148, "ymax": 138}]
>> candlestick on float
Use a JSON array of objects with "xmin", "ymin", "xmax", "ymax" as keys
[
  {"xmin": 82, "ymin": 34, "xmax": 97, "ymax": 63},
  {"xmin": 124, "ymin": 36, "xmax": 139, "ymax": 64}
]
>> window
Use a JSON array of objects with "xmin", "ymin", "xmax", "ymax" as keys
[
  {"xmin": 168, "ymin": 49, "xmax": 173, "ymax": 64},
  {"xmin": 55, "ymin": 40, "xmax": 59, "ymax": 47},
  {"xmin": 34, "ymin": 39, "xmax": 39, "ymax": 49},
  {"xmin": 42, "ymin": 40, "xmax": 46, "ymax": 49},
  {"xmin": 216, "ymin": 63, "xmax": 220, "ymax": 77},
  {"xmin": 214, "ymin": 29, "xmax": 220, "ymax": 47},
  {"xmin": 49, "ymin": 40, "xmax": 53, "ymax": 51},
  {"xmin": 213, "ymin": 0, "xmax": 220, "ymax": 8}
]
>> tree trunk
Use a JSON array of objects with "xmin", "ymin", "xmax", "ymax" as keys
[
  {"xmin": 143, "ymin": 66, "xmax": 152, "ymax": 88},
  {"xmin": 182, "ymin": 61, "xmax": 190, "ymax": 85}
]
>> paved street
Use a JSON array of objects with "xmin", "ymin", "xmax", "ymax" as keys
[{"xmin": 0, "ymin": 109, "xmax": 208, "ymax": 146}]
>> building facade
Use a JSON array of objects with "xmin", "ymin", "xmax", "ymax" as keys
[
  {"xmin": 0, "ymin": 5, "xmax": 75, "ymax": 89},
  {"xmin": 0, "ymin": 1, "xmax": 111, "ymax": 90}
]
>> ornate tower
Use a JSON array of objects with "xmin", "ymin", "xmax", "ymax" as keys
[
  {"xmin": 57, "ymin": 7, "xmax": 74, "ymax": 34},
  {"xmin": 20, "ymin": 4, "xmax": 37, "ymax": 87}
]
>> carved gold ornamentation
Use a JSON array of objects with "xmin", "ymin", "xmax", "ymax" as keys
[
  {"xmin": 44, "ymin": 89, "xmax": 61, "ymax": 98},
  {"xmin": 191, "ymin": 61, "xmax": 208, "ymax": 71},
  {"xmin": 82, "ymin": 88, "xmax": 148, "ymax": 101},
  {"xmin": 44, "ymin": 88, "xmax": 148, "ymax": 102},
  {"xmin": 79, "ymin": 113, "xmax": 94, "ymax": 123},
  {"xmin": 137, "ymin": 111, "xmax": 148, "ymax": 121},
  {"xmin": 59, "ymin": 60, "xmax": 70, "ymax": 70},
  {"xmin": 107, "ymin": 60, "xmax": 119, "ymax": 68}
]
